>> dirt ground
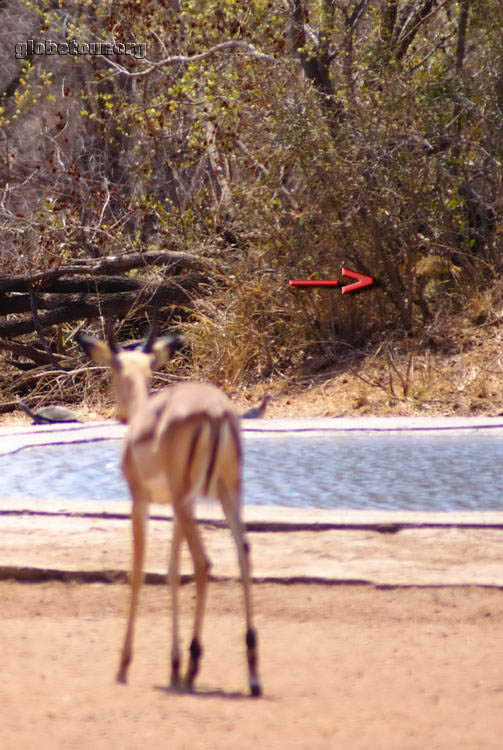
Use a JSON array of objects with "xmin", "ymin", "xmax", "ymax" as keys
[{"xmin": 2, "ymin": 579, "xmax": 503, "ymax": 750}]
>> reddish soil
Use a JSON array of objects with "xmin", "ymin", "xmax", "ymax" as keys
[{"xmin": 2, "ymin": 579, "xmax": 503, "ymax": 749}]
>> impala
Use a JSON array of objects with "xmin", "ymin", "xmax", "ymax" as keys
[{"xmin": 76, "ymin": 329, "xmax": 261, "ymax": 697}]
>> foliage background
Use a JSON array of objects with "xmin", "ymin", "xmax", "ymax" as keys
[{"xmin": 0, "ymin": 0, "xmax": 501, "ymax": 408}]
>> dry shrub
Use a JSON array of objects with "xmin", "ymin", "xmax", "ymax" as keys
[{"xmin": 179, "ymin": 271, "xmax": 305, "ymax": 387}]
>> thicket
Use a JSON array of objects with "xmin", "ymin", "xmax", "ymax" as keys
[{"xmin": 0, "ymin": 0, "xmax": 501, "ymax": 408}]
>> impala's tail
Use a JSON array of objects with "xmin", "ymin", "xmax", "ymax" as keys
[{"xmin": 161, "ymin": 412, "xmax": 241, "ymax": 505}]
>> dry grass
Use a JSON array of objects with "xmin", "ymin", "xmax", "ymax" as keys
[
  {"xmin": 6, "ymin": 330, "xmax": 503, "ymax": 426},
  {"xmin": 260, "ymin": 325, "xmax": 503, "ymax": 419},
  {"xmin": 3, "ymin": 279, "xmax": 503, "ymax": 425}
]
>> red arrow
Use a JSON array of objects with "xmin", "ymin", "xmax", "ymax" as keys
[
  {"xmin": 340, "ymin": 267, "xmax": 374, "ymax": 294},
  {"xmin": 288, "ymin": 279, "xmax": 340, "ymax": 288}
]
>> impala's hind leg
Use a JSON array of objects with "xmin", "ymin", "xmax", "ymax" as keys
[
  {"xmin": 117, "ymin": 494, "xmax": 149, "ymax": 683},
  {"xmin": 219, "ymin": 482, "xmax": 261, "ymax": 697},
  {"xmin": 168, "ymin": 516, "xmax": 183, "ymax": 689},
  {"xmin": 175, "ymin": 501, "xmax": 211, "ymax": 692}
]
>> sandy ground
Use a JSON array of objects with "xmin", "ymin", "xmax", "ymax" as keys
[
  {"xmin": 2, "ymin": 579, "xmax": 503, "ymax": 750},
  {"xmin": 2, "ymin": 422, "xmax": 503, "ymax": 749},
  {"xmin": 3, "ymin": 504, "xmax": 503, "ymax": 749}
]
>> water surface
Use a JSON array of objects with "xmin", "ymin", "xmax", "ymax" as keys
[{"xmin": 1, "ymin": 430, "xmax": 502, "ymax": 511}]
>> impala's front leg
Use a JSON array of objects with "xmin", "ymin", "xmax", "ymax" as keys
[{"xmin": 117, "ymin": 493, "xmax": 149, "ymax": 684}]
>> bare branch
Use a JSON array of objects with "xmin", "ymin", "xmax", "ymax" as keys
[
  {"xmin": 102, "ymin": 40, "xmax": 278, "ymax": 78},
  {"xmin": 290, "ymin": 0, "xmax": 344, "ymax": 136},
  {"xmin": 396, "ymin": 0, "xmax": 456, "ymax": 61},
  {"xmin": 347, "ymin": 0, "xmax": 370, "ymax": 30},
  {"xmin": 455, "ymin": 0, "xmax": 470, "ymax": 74}
]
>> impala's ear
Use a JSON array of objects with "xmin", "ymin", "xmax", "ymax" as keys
[
  {"xmin": 142, "ymin": 326, "xmax": 157, "ymax": 354},
  {"xmin": 75, "ymin": 332, "xmax": 114, "ymax": 366},
  {"xmin": 149, "ymin": 336, "xmax": 180, "ymax": 369}
]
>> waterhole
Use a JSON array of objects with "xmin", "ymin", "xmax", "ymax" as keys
[{"xmin": 1, "ymin": 430, "xmax": 502, "ymax": 511}]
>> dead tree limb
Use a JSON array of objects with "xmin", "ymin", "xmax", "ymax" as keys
[
  {"xmin": 0, "ymin": 274, "xmax": 207, "ymax": 317},
  {"xmin": 0, "ymin": 339, "xmax": 68, "ymax": 366},
  {"xmin": 0, "ymin": 276, "xmax": 146, "ymax": 316},
  {"xmin": 0, "ymin": 274, "xmax": 205, "ymax": 337},
  {"xmin": 0, "ymin": 250, "xmax": 211, "ymax": 293}
]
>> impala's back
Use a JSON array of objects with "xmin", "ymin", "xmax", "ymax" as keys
[{"xmin": 125, "ymin": 382, "xmax": 242, "ymax": 507}]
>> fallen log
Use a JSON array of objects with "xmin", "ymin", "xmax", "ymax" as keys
[
  {"xmin": 0, "ymin": 273, "xmax": 205, "ymax": 337},
  {"xmin": 0, "ymin": 276, "xmax": 149, "ymax": 316},
  {"xmin": 0, "ymin": 339, "xmax": 68, "ymax": 366},
  {"xmin": 0, "ymin": 250, "xmax": 210, "ymax": 293}
]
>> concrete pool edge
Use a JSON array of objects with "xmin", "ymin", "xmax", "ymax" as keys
[
  {"xmin": 3, "ymin": 497, "xmax": 503, "ymax": 530},
  {"xmin": 2, "ymin": 499, "xmax": 503, "ymax": 587},
  {"xmin": 1, "ymin": 414, "xmax": 503, "ymax": 454}
]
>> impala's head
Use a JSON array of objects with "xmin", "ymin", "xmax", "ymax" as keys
[{"xmin": 76, "ymin": 329, "xmax": 178, "ymax": 423}]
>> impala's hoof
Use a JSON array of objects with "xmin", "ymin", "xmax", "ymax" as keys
[
  {"xmin": 182, "ymin": 677, "xmax": 196, "ymax": 694},
  {"xmin": 250, "ymin": 681, "xmax": 262, "ymax": 697},
  {"xmin": 170, "ymin": 675, "xmax": 182, "ymax": 692}
]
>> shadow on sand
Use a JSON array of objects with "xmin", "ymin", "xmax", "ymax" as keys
[{"xmin": 154, "ymin": 684, "xmax": 270, "ymax": 701}]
